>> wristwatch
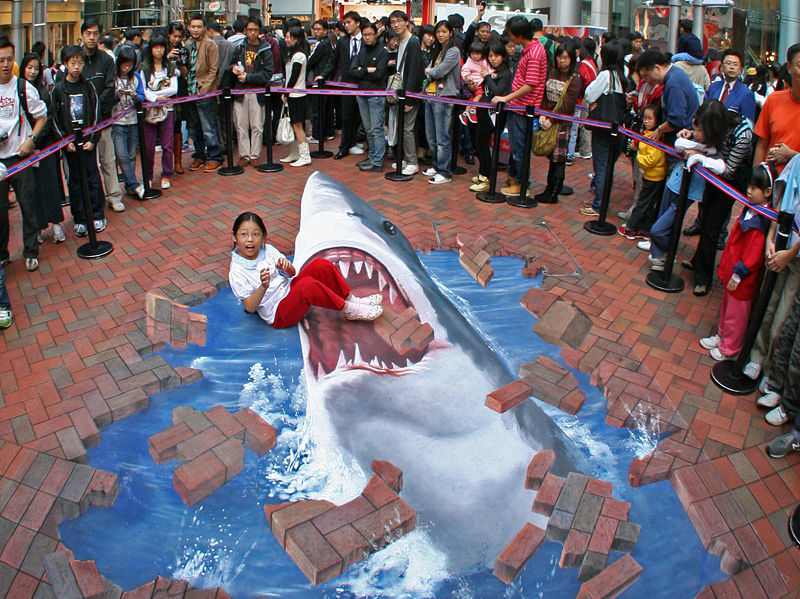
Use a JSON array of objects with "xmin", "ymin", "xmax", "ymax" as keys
[{"xmin": 29, "ymin": 134, "xmax": 37, "ymax": 144}]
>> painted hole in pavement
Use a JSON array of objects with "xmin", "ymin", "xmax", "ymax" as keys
[{"xmin": 60, "ymin": 251, "xmax": 726, "ymax": 598}]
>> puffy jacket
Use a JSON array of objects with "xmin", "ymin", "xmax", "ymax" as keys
[{"xmin": 230, "ymin": 40, "xmax": 274, "ymax": 105}]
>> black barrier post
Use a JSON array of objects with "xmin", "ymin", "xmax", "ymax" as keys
[
  {"xmin": 310, "ymin": 80, "xmax": 333, "ymax": 159},
  {"xmin": 257, "ymin": 84, "xmax": 283, "ymax": 173},
  {"xmin": 646, "ymin": 165, "xmax": 692, "ymax": 293},
  {"xmin": 584, "ymin": 123, "xmax": 619, "ymax": 234},
  {"xmin": 449, "ymin": 103, "xmax": 467, "ymax": 176},
  {"xmin": 74, "ymin": 127, "xmax": 113, "ymax": 260},
  {"xmin": 712, "ymin": 210, "xmax": 794, "ymax": 394},
  {"xmin": 134, "ymin": 101, "xmax": 162, "ymax": 200},
  {"xmin": 508, "ymin": 106, "xmax": 537, "ymax": 208},
  {"xmin": 386, "ymin": 90, "xmax": 413, "ymax": 182},
  {"xmin": 218, "ymin": 87, "xmax": 244, "ymax": 176},
  {"xmin": 477, "ymin": 101, "xmax": 506, "ymax": 204}
]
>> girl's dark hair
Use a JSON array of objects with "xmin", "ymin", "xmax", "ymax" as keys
[
  {"xmin": 486, "ymin": 40, "xmax": 509, "ymax": 72},
  {"xmin": 642, "ymin": 103, "xmax": 662, "ymax": 125},
  {"xmin": 430, "ymin": 20, "xmax": 455, "ymax": 64},
  {"xmin": 750, "ymin": 162, "xmax": 777, "ymax": 191},
  {"xmin": 693, "ymin": 99, "xmax": 729, "ymax": 149},
  {"xmin": 286, "ymin": 26, "xmax": 310, "ymax": 56},
  {"xmin": 554, "ymin": 43, "xmax": 577, "ymax": 74},
  {"xmin": 232, "ymin": 212, "xmax": 267, "ymax": 237},
  {"xmin": 116, "ymin": 46, "xmax": 137, "ymax": 78},
  {"xmin": 599, "ymin": 41, "xmax": 624, "ymax": 77},
  {"xmin": 142, "ymin": 34, "xmax": 176, "ymax": 81},
  {"xmin": 468, "ymin": 40, "xmax": 487, "ymax": 59},
  {"xmin": 19, "ymin": 53, "xmax": 43, "ymax": 90}
]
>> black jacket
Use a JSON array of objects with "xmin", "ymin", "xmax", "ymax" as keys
[
  {"xmin": 229, "ymin": 39, "xmax": 274, "ymax": 105},
  {"xmin": 321, "ymin": 34, "xmax": 360, "ymax": 83},
  {"xmin": 51, "ymin": 77, "xmax": 101, "ymax": 145},
  {"xmin": 81, "ymin": 49, "xmax": 115, "ymax": 119},
  {"xmin": 350, "ymin": 42, "xmax": 388, "ymax": 90},
  {"xmin": 307, "ymin": 38, "xmax": 333, "ymax": 80},
  {"xmin": 482, "ymin": 68, "xmax": 512, "ymax": 101}
]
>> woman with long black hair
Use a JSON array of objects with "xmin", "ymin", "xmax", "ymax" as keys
[{"xmin": 281, "ymin": 26, "xmax": 312, "ymax": 167}]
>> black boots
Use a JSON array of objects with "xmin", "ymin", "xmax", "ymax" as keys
[{"xmin": 534, "ymin": 162, "xmax": 564, "ymax": 204}]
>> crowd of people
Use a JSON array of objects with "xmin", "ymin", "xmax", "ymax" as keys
[{"xmin": 0, "ymin": 10, "xmax": 799, "ymax": 456}]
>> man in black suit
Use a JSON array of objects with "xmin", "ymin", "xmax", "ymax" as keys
[
  {"xmin": 317, "ymin": 11, "xmax": 364, "ymax": 159},
  {"xmin": 308, "ymin": 19, "xmax": 335, "ymax": 142}
]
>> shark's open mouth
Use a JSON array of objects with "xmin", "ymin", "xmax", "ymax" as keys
[{"xmin": 301, "ymin": 247, "xmax": 431, "ymax": 379}]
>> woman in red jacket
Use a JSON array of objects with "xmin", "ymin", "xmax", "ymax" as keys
[{"xmin": 700, "ymin": 163, "xmax": 776, "ymax": 359}]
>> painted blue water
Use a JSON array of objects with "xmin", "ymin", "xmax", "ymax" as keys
[{"xmin": 59, "ymin": 252, "xmax": 725, "ymax": 597}]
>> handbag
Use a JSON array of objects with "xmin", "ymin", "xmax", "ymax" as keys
[
  {"xmin": 386, "ymin": 47, "xmax": 408, "ymax": 106},
  {"xmin": 587, "ymin": 71, "xmax": 627, "ymax": 132},
  {"xmin": 144, "ymin": 76, "xmax": 170, "ymax": 124},
  {"xmin": 531, "ymin": 75, "xmax": 573, "ymax": 157},
  {"xmin": 276, "ymin": 102, "xmax": 294, "ymax": 145}
]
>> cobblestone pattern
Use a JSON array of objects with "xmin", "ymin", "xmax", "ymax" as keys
[{"xmin": 265, "ymin": 460, "xmax": 415, "ymax": 585}]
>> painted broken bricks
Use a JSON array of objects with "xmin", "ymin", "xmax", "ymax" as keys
[
  {"xmin": 148, "ymin": 405, "xmax": 277, "ymax": 506},
  {"xmin": 456, "ymin": 233, "xmax": 494, "ymax": 286},
  {"xmin": 264, "ymin": 460, "xmax": 416, "ymax": 586},
  {"xmin": 494, "ymin": 450, "xmax": 642, "ymax": 590}
]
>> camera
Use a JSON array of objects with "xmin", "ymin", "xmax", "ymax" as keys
[
  {"xmin": 0, "ymin": 131, "xmax": 8, "ymax": 145},
  {"xmin": 170, "ymin": 45, "xmax": 189, "ymax": 66}
]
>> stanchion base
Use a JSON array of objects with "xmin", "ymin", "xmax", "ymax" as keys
[
  {"xmin": 310, "ymin": 150, "xmax": 333, "ymax": 159},
  {"xmin": 646, "ymin": 271, "xmax": 685, "ymax": 293},
  {"xmin": 257, "ymin": 162, "xmax": 284, "ymax": 173},
  {"xmin": 711, "ymin": 359, "xmax": 759, "ymax": 395},
  {"xmin": 218, "ymin": 166, "xmax": 244, "ymax": 176},
  {"xmin": 583, "ymin": 220, "xmax": 617, "ymax": 236},
  {"xmin": 452, "ymin": 166, "xmax": 467, "ymax": 175},
  {"xmin": 77, "ymin": 240, "xmax": 113, "ymax": 260},
  {"xmin": 507, "ymin": 196, "xmax": 537, "ymax": 209},
  {"xmin": 385, "ymin": 172, "xmax": 413, "ymax": 182},
  {"xmin": 789, "ymin": 504, "xmax": 800, "ymax": 547},
  {"xmin": 142, "ymin": 189, "xmax": 162, "ymax": 200},
  {"xmin": 476, "ymin": 191, "xmax": 506, "ymax": 204}
]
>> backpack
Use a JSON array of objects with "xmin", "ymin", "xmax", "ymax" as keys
[{"xmin": 539, "ymin": 36, "xmax": 555, "ymax": 72}]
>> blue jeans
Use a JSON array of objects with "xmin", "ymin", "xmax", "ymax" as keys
[
  {"xmin": 356, "ymin": 96, "xmax": 386, "ymax": 166},
  {"xmin": 111, "ymin": 123, "xmax": 140, "ymax": 193},
  {"xmin": 649, "ymin": 188, "xmax": 680, "ymax": 259},
  {"xmin": 590, "ymin": 131, "xmax": 622, "ymax": 210},
  {"xmin": 0, "ymin": 262, "xmax": 9, "ymax": 308},
  {"xmin": 424, "ymin": 100, "xmax": 453, "ymax": 178},
  {"xmin": 506, "ymin": 110, "xmax": 537, "ymax": 185},
  {"xmin": 185, "ymin": 97, "xmax": 223, "ymax": 163}
]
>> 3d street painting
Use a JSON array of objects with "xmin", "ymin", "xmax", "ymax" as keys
[{"xmin": 59, "ymin": 173, "xmax": 727, "ymax": 597}]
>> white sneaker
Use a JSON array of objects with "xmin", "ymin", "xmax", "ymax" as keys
[
  {"xmin": 422, "ymin": 167, "xmax": 437, "ymax": 177},
  {"xmin": 390, "ymin": 161, "xmax": 406, "ymax": 170},
  {"xmin": 161, "ymin": 177, "xmax": 171, "ymax": 189},
  {"xmin": 93, "ymin": 218, "xmax": 107, "ymax": 233},
  {"xmin": 402, "ymin": 164, "xmax": 419, "ymax": 175},
  {"xmin": 111, "ymin": 199, "xmax": 125, "ymax": 212},
  {"xmin": 135, "ymin": 185, "xmax": 145, "ymax": 200},
  {"xmin": 52, "ymin": 224, "xmax": 65, "ymax": 243},
  {"xmin": 428, "ymin": 174, "xmax": 451, "ymax": 185},
  {"xmin": 709, "ymin": 347, "xmax": 726, "ymax": 361},
  {"xmin": 765, "ymin": 405, "xmax": 789, "ymax": 426},
  {"xmin": 74, "ymin": 223, "xmax": 87, "ymax": 237},
  {"xmin": 349, "ymin": 145, "xmax": 365, "ymax": 155},
  {"xmin": 637, "ymin": 240, "xmax": 651, "ymax": 252},
  {"xmin": 306, "ymin": 136, "xmax": 319, "ymax": 144},
  {"xmin": 757, "ymin": 391, "xmax": 781, "ymax": 409},
  {"xmin": 758, "ymin": 375, "xmax": 772, "ymax": 394},
  {"xmin": 699, "ymin": 335, "xmax": 721, "ymax": 350},
  {"xmin": 743, "ymin": 361, "xmax": 761, "ymax": 380}
]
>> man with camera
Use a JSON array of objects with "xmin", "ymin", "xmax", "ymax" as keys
[{"xmin": 0, "ymin": 39, "xmax": 48, "ymax": 273}]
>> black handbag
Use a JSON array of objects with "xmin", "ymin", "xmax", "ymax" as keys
[{"xmin": 587, "ymin": 71, "xmax": 627, "ymax": 132}]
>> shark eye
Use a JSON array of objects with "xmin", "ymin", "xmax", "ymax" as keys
[{"xmin": 383, "ymin": 220, "xmax": 397, "ymax": 235}]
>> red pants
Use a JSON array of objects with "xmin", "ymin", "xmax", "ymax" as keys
[
  {"xmin": 272, "ymin": 258, "xmax": 351, "ymax": 328},
  {"xmin": 718, "ymin": 290, "xmax": 753, "ymax": 357}
]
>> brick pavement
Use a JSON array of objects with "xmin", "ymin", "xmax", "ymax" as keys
[{"xmin": 0, "ymin": 140, "xmax": 797, "ymax": 597}]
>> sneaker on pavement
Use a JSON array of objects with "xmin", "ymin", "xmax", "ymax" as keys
[
  {"xmin": 391, "ymin": 161, "xmax": 407, "ymax": 170},
  {"xmin": 743, "ymin": 361, "xmax": 761, "ymax": 380},
  {"xmin": 617, "ymin": 224, "xmax": 636, "ymax": 240},
  {"xmin": 617, "ymin": 209, "xmax": 631, "ymax": 220},
  {"xmin": 422, "ymin": 167, "xmax": 437, "ymax": 177},
  {"xmin": 349, "ymin": 145, "xmax": 365, "ymax": 155},
  {"xmin": 767, "ymin": 432, "xmax": 800, "ymax": 458},
  {"xmin": 135, "ymin": 184, "xmax": 145, "ymax": 200},
  {"xmin": 25, "ymin": 257, "xmax": 39, "ymax": 272},
  {"xmin": 759, "ymin": 375, "xmax": 772, "ymax": 394},
  {"xmin": 401, "ymin": 164, "xmax": 419, "ymax": 175},
  {"xmin": 52, "ymin": 224, "xmax": 65, "ymax": 243},
  {"xmin": 204, "ymin": 161, "xmax": 221, "ymax": 173},
  {"xmin": 74, "ymin": 223, "xmax": 87, "ymax": 237},
  {"xmin": 757, "ymin": 391, "xmax": 782, "ymax": 409},
  {"xmin": 94, "ymin": 218, "xmax": 107, "ymax": 233},
  {"xmin": 458, "ymin": 111, "xmax": 470, "ymax": 126},
  {"xmin": 579, "ymin": 152, "xmax": 592, "ymax": 159},
  {"xmin": 637, "ymin": 240, "xmax": 651, "ymax": 252},
  {"xmin": 429, "ymin": 174, "xmax": 451, "ymax": 185},
  {"xmin": 579, "ymin": 206, "xmax": 599, "ymax": 217},
  {"xmin": 699, "ymin": 334, "xmax": 721, "ymax": 350},
  {"xmin": 709, "ymin": 347, "xmax": 726, "ymax": 361},
  {"xmin": 766, "ymin": 405, "xmax": 789, "ymax": 426},
  {"xmin": 36, "ymin": 233, "xmax": 43, "ymax": 244},
  {"xmin": 111, "ymin": 198, "xmax": 126, "ymax": 211},
  {"xmin": 470, "ymin": 180, "xmax": 490, "ymax": 192},
  {"xmin": 161, "ymin": 177, "xmax": 171, "ymax": 189},
  {"xmin": 0, "ymin": 307, "xmax": 11, "ymax": 329}
]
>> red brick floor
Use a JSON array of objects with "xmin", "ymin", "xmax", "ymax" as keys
[{"xmin": 0, "ymin": 140, "xmax": 798, "ymax": 597}]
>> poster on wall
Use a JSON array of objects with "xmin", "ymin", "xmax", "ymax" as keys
[{"xmin": 434, "ymin": 4, "xmax": 548, "ymax": 32}]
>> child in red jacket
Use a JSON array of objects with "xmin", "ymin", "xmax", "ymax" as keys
[{"xmin": 700, "ymin": 163, "xmax": 776, "ymax": 359}]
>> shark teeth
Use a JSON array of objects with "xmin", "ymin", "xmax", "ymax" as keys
[
  {"xmin": 338, "ymin": 260, "xmax": 350, "ymax": 278},
  {"xmin": 326, "ymin": 250, "xmax": 401, "ymax": 307}
]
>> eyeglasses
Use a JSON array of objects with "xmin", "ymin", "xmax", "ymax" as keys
[
  {"xmin": 722, "ymin": 61, "xmax": 740, "ymax": 67},
  {"xmin": 0, "ymin": 57, "xmax": 13, "ymax": 65}
]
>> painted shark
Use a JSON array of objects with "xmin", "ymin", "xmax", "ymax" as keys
[{"xmin": 292, "ymin": 171, "xmax": 583, "ymax": 571}]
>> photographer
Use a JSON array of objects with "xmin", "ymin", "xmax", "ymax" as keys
[
  {"xmin": 0, "ymin": 39, "xmax": 48, "ymax": 273},
  {"xmin": 167, "ymin": 21, "xmax": 189, "ymax": 174}
]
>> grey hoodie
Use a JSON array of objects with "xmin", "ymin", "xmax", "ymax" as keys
[{"xmin": 426, "ymin": 46, "xmax": 461, "ymax": 97}]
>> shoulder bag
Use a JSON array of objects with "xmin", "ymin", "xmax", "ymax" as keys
[
  {"xmin": 531, "ymin": 75, "xmax": 574, "ymax": 157},
  {"xmin": 587, "ymin": 71, "xmax": 627, "ymax": 132},
  {"xmin": 276, "ymin": 102, "xmax": 294, "ymax": 145},
  {"xmin": 386, "ymin": 47, "xmax": 408, "ymax": 106}
]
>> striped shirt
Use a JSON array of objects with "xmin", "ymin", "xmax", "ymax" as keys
[{"xmin": 509, "ymin": 39, "xmax": 547, "ymax": 108}]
